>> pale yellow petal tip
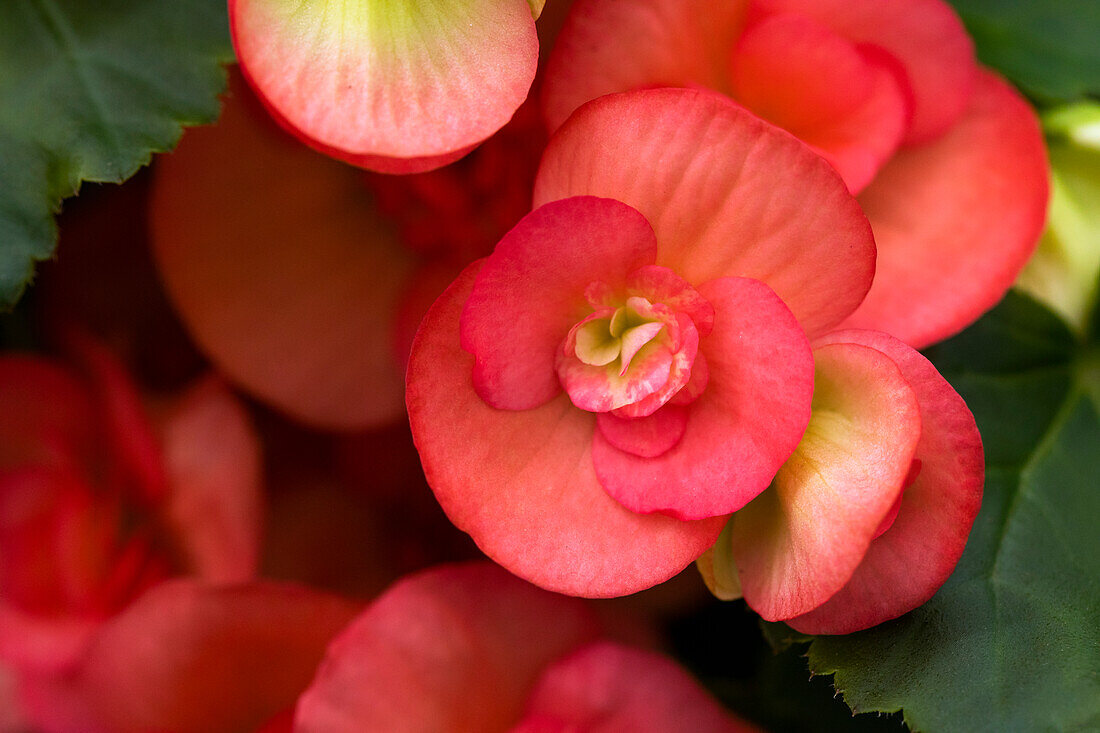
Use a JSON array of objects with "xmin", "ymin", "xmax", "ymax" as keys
[
  {"xmin": 696, "ymin": 523, "xmax": 742, "ymax": 601},
  {"xmin": 1016, "ymin": 103, "xmax": 1100, "ymax": 334},
  {"xmin": 527, "ymin": 0, "xmax": 545, "ymax": 20}
]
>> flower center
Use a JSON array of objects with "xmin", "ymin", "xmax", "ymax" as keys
[{"xmin": 574, "ymin": 297, "xmax": 666, "ymax": 375}]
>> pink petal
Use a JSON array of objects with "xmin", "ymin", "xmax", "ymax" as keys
[
  {"xmin": 751, "ymin": 0, "xmax": 977, "ymax": 144},
  {"xmin": 788, "ymin": 330, "xmax": 983, "ymax": 634},
  {"xmin": 150, "ymin": 71, "xmax": 414, "ymax": 430},
  {"xmin": 515, "ymin": 641, "xmax": 761, "ymax": 732},
  {"xmin": 461, "ymin": 196, "xmax": 658, "ymax": 410},
  {"xmin": 558, "ymin": 343, "xmax": 674, "ymax": 414},
  {"xmin": 626, "ymin": 266, "xmax": 715, "ymax": 337},
  {"xmin": 730, "ymin": 341, "xmax": 922, "ymax": 622},
  {"xmin": 158, "ymin": 376, "xmax": 262, "ymax": 583},
  {"xmin": 839, "ymin": 71, "xmax": 1050, "ymax": 347},
  {"xmin": 67, "ymin": 334, "xmax": 167, "ymax": 506},
  {"xmin": 729, "ymin": 14, "xmax": 910, "ymax": 193},
  {"xmin": 230, "ymin": 0, "xmax": 538, "ymax": 171},
  {"xmin": 22, "ymin": 580, "xmax": 359, "ymax": 733},
  {"xmin": 534, "ymin": 87, "xmax": 875, "ymax": 338},
  {"xmin": 596, "ymin": 405, "xmax": 689, "ymax": 459},
  {"xmin": 294, "ymin": 563, "xmax": 600, "ymax": 732},
  {"xmin": 592, "ymin": 277, "xmax": 813, "ymax": 520},
  {"xmin": 542, "ymin": 0, "xmax": 750, "ymax": 132},
  {"xmin": 408, "ymin": 263, "xmax": 726, "ymax": 597}
]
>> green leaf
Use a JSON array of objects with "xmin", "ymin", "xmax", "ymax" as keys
[
  {"xmin": 792, "ymin": 292, "xmax": 1100, "ymax": 732},
  {"xmin": 946, "ymin": 0, "xmax": 1100, "ymax": 104},
  {"xmin": 0, "ymin": 0, "xmax": 233, "ymax": 308}
]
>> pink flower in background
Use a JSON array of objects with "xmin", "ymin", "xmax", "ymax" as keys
[
  {"xmin": 0, "ymin": 339, "xmax": 261, "ymax": 680},
  {"xmin": 228, "ymin": 0, "xmax": 544, "ymax": 173},
  {"xmin": 543, "ymin": 0, "xmax": 1049, "ymax": 347},
  {"xmin": 296, "ymin": 563, "xmax": 759, "ymax": 732}
]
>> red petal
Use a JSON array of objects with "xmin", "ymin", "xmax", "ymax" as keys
[
  {"xmin": 840, "ymin": 71, "xmax": 1049, "ymax": 347},
  {"xmin": 731, "ymin": 340, "xmax": 921, "ymax": 621},
  {"xmin": 408, "ymin": 264, "xmax": 726, "ymax": 597},
  {"xmin": 729, "ymin": 14, "xmax": 909, "ymax": 193},
  {"xmin": 752, "ymin": 0, "xmax": 977, "ymax": 144},
  {"xmin": 788, "ymin": 330, "xmax": 983, "ymax": 634},
  {"xmin": 535, "ymin": 87, "xmax": 874, "ymax": 338},
  {"xmin": 0, "ymin": 357, "xmax": 93, "ymax": 473},
  {"xmin": 516, "ymin": 641, "xmax": 761, "ymax": 732},
  {"xmin": 596, "ymin": 405, "xmax": 689, "ymax": 459},
  {"xmin": 593, "ymin": 277, "xmax": 813, "ymax": 520},
  {"xmin": 294, "ymin": 563, "xmax": 599, "ymax": 732},
  {"xmin": 542, "ymin": 0, "xmax": 750, "ymax": 131},
  {"xmin": 461, "ymin": 197, "xmax": 657, "ymax": 410},
  {"xmin": 230, "ymin": 0, "xmax": 537, "ymax": 171},
  {"xmin": 150, "ymin": 71, "xmax": 414, "ymax": 429},
  {"xmin": 159, "ymin": 376, "xmax": 263, "ymax": 583},
  {"xmin": 23, "ymin": 581, "xmax": 359, "ymax": 733}
]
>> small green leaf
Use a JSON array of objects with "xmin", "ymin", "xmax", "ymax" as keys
[
  {"xmin": 947, "ymin": 0, "xmax": 1100, "ymax": 103},
  {"xmin": 795, "ymin": 292, "xmax": 1100, "ymax": 732},
  {"xmin": 0, "ymin": 0, "xmax": 233, "ymax": 308}
]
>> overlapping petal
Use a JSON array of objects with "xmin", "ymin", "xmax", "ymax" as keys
[
  {"xmin": 840, "ymin": 71, "xmax": 1050, "ymax": 347},
  {"xmin": 591, "ymin": 277, "xmax": 814, "ymax": 520},
  {"xmin": 408, "ymin": 264, "xmax": 727, "ymax": 597},
  {"xmin": 750, "ymin": 0, "xmax": 977, "ymax": 144},
  {"xmin": 151, "ymin": 72, "xmax": 415, "ymax": 430},
  {"xmin": 730, "ymin": 341, "xmax": 922, "ymax": 621},
  {"xmin": 230, "ymin": 0, "xmax": 539, "ymax": 172},
  {"xmin": 542, "ymin": 0, "xmax": 749, "ymax": 131},
  {"xmin": 534, "ymin": 88, "xmax": 875, "ymax": 338},
  {"xmin": 295, "ymin": 563, "xmax": 600, "ymax": 732},
  {"xmin": 461, "ymin": 197, "xmax": 657, "ymax": 410},
  {"xmin": 788, "ymin": 330, "xmax": 983, "ymax": 634},
  {"xmin": 728, "ymin": 13, "xmax": 910, "ymax": 192},
  {"xmin": 515, "ymin": 642, "xmax": 761, "ymax": 732},
  {"xmin": 20, "ymin": 581, "xmax": 359, "ymax": 733}
]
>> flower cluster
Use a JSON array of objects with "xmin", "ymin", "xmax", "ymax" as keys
[{"xmin": 0, "ymin": 0, "xmax": 1062, "ymax": 728}]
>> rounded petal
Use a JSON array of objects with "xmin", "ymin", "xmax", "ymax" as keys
[
  {"xmin": 516, "ymin": 641, "xmax": 761, "ymax": 732},
  {"xmin": 789, "ymin": 330, "xmax": 983, "ymax": 634},
  {"xmin": 752, "ymin": 0, "xmax": 977, "ymax": 144},
  {"xmin": 593, "ymin": 277, "xmax": 813, "ymax": 520},
  {"xmin": 534, "ymin": 87, "xmax": 875, "ymax": 338},
  {"xmin": 542, "ymin": 0, "xmax": 749, "ymax": 131},
  {"xmin": 596, "ymin": 406, "xmax": 689, "ymax": 459},
  {"xmin": 159, "ymin": 377, "xmax": 263, "ymax": 583},
  {"xmin": 731, "ymin": 341, "xmax": 921, "ymax": 621},
  {"xmin": 230, "ymin": 0, "xmax": 538, "ymax": 171},
  {"xmin": 25, "ymin": 580, "xmax": 359, "ymax": 733},
  {"xmin": 729, "ymin": 14, "xmax": 910, "ymax": 193},
  {"xmin": 295, "ymin": 563, "xmax": 600, "ymax": 732},
  {"xmin": 461, "ymin": 197, "xmax": 658, "ymax": 410},
  {"xmin": 840, "ymin": 71, "xmax": 1050, "ymax": 347},
  {"xmin": 150, "ymin": 72, "xmax": 415, "ymax": 430},
  {"xmin": 407, "ymin": 263, "xmax": 726, "ymax": 597}
]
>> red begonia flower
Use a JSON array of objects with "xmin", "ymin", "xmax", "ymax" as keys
[
  {"xmin": 713, "ymin": 330, "xmax": 982, "ymax": 633},
  {"xmin": 296, "ymin": 563, "xmax": 755, "ymax": 732},
  {"xmin": 19, "ymin": 580, "xmax": 358, "ymax": 733},
  {"xmin": 0, "ymin": 347, "xmax": 261, "ymax": 674},
  {"xmin": 151, "ymin": 72, "xmax": 415, "ymax": 430},
  {"xmin": 407, "ymin": 88, "xmax": 876, "ymax": 597},
  {"xmin": 543, "ymin": 0, "xmax": 1049, "ymax": 347},
  {"xmin": 229, "ymin": 0, "xmax": 541, "ymax": 173}
]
